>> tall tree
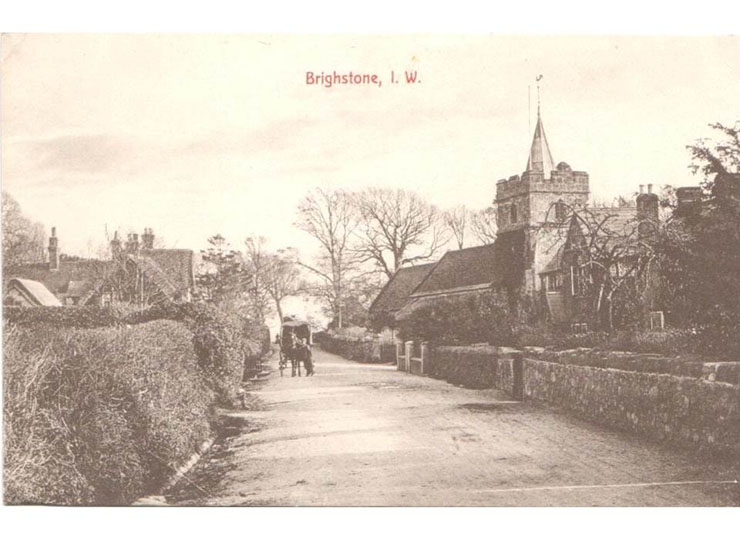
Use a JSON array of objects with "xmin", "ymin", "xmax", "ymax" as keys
[
  {"xmin": 355, "ymin": 188, "xmax": 449, "ymax": 278},
  {"xmin": 245, "ymin": 237, "xmax": 302, "ymax": 325},
  {"xmin": 443, "ymin": 205, "xmax": 470, "ymax": 249},
  {"xmin": 295, "ymin": 188, "xmax": 359, "ymax": 328},
  {"xmin": 657, "ymin": 122, "xmax": 740, "ymax": 332},
  {"xmin": 244, "ymin": 236, "xmax": 274, "ymax": 324},
  {"xmin": 469, "ymin": 206, "xmax": 498, "ymax": 245},
  {"xmin": 2, "ymin": 192, "xmax": 46, "ymax": 270},
  {"xmin": 195, "ymin": 234, "xmax": 252, "ymax": 305}
]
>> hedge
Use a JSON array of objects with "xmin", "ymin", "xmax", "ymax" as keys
[
  {"xmin": 3, "ymin": 303, "xmax": 272, "ymax": 401},
  {"xmin": 3, "ymin": 320, "xmax": 213, "ymax": 505}
]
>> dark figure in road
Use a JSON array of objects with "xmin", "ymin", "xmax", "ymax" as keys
[{"xmin": 298, "ymin": 339, "xmax": 315, "ymax": 376}]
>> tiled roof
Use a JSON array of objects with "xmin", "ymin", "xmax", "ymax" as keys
[
  {"xmin": 6, "ymin": 248, "xmax": 194, "ymax": 305},
  {"xmin": 411, "ymin": 231, "xmax": 526, "ymax": 297},
  {"xmin": 144, "ymin": 249, "xmax": 194, "ymax": 294},
  {"xmin": 577, "ymin": 207, "xmax": 639, "ymax": 252},
  {"xmin": 5, "ymin": 259, "xmax": 113, "ymax": 301},
  {"xmin": 369, "ymin": 263, "xmax": 436, "ymax": 314}
]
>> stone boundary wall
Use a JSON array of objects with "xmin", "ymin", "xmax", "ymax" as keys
[
  {"xmin": 523, "ymin": 359, "xmax": 740, "ymax": 456},
  {"xmin": 429, "ymin": 346, "xmax": 521, "ymax": 392},
  {"xmin": 411, "ymin": 345, "xmax": 740, "ymax": 456},
  {"xmin": 316, "ymin": 334, "xmax": 396, "ymax": 364},
  {"xmin": 524, "ymin": 347, "xmax": 740, "ymax": 385}
]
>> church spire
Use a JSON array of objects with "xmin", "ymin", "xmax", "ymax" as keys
[{"xmin": 525, "ymin": 108, "xmax": 555, "ymax": 176}]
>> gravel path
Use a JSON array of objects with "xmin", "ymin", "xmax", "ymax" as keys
[{"xmin": 166, "ymin": 349, "xmax": 740, "ymax": 506}]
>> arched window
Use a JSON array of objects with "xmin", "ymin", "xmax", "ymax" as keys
[{"xmin": 510, "ymin": 203, "xmax": 518, "ymax": 223}]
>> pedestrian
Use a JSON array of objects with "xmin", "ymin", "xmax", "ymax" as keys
[{"xmin": 302, "ymin": 339, "xmax": 315, "ymax": 376}]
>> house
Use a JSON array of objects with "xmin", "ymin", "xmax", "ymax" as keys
[
  {"xmin": 4, "ymin": 278, "xmax": 63, "ymax": 307},
  {"xmin": 4, "ymin": 227, "xmax": 195, "ymax": 307},
  {"xmin": 537, "ymin": 188, "xmax": 660, "ymax": 328}
]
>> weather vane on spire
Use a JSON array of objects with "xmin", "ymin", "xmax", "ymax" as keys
[
  {"xmin": 536, "ymin": 74, "xmax": 543, "ymax": 114},
  {"xmin": 529, "ymin": 74, "xmax": 544, "ymax": 136}
]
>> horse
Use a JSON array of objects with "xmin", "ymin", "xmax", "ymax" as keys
[{"xmin": 288, "ymin": 339, "xmax": 314, "ymax": 377}]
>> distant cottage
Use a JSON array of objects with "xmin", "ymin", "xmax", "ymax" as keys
[{"xmin": 4, "ymin": 227, "xmax": 195, "ymax": 308}]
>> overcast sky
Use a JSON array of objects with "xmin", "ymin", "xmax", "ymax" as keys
[{"xmin": 2, "ymin": 34, "xmax": 739, "ymax": 258}]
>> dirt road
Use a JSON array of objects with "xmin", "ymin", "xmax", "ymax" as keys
[{"xmin": 167, "ymin": 349, "xmax": 740, "ymax": 506}]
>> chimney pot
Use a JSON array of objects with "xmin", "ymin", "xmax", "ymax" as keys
[
  {"xmin": 48, "ymin": 226, "xmax": 60, "ymax": 270},
  {"xmin": 639, "ymin": 185, "xmax": 645, "ymax": 195},
  {"xmin": 647, "ymin": 183, "xmax": 653, "ymax": 194}
]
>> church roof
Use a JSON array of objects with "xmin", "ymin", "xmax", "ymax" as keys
[
  {"xmin": 369, "ymin": 262, "xmax": 437, "ymax": 315},
  {"xmin": 526, "ymin": 110, "xmax": 555, "ymax": 176},
  {"xmin": 409, "ymin": 231, "xmax": 527, "ymax": 298}
]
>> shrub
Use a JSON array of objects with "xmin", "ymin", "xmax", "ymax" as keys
[
  {"xmin": 397, "ymin": 290, "xmax": 515, "ymax": 346},
  {"xmin": 3, "ymin": 305, "xmax": 132, "ymax": 328},
  {"xmin": 3, "ymin": 320, "xmax": 213, "ymax": 505}
]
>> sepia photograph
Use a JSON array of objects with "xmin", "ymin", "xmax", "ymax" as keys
[{"xmin": 2, "ymin": 31, "xmax": 739, "ymax": 513}]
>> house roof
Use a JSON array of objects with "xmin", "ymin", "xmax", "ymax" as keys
[
  {"xmin": 369, "ymin": 263, "xmax": 436, "ymax": 314},
  {"xmin": 411, "ymin": 231, "xmax": 526, "ymax": 298},
  {"xmin": 144, "ymin": 249, "xmax": 194, "ymax": 294},
  {"xmin": 536, "ymin": 207, "xmax": 642, "ymax": 275},
  {"xmin": 6, "ymin": 278, "xmax": 63, "ymax": 306},
  {"xmin": 575, "ymin": 207, "xmax": 640, "ymax": 253},
  {"xmin": 5, "ymin": 259, "xmax": 113, "ymax": 301},
  {"xmin": 6, "ymin": 248, "xmax": 195, "ymax": 305}
]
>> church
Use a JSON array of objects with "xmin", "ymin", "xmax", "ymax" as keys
[{"xmin": 372, "ymin": 107, "xmax": 664, "ymax": 331}]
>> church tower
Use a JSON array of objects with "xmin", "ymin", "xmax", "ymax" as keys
[
  {"xmin": 494, "ymin": 107, "xmax": 591, "ymax": 294},
  {"xmin": 495, "ymin": 108, "xmax": 590, "ymax": 233}
]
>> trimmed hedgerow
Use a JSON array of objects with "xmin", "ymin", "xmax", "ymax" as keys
[
  {"xmin": 3, "ymin": 320, "xmax": 213, "ymax": 505},
  {"xmin": 4, "ymin": 302, "xmax": 271, "ymax": 402},
  {"xmin": 3, "ymin": 305, "xmax": 134, "ymax": 328}
]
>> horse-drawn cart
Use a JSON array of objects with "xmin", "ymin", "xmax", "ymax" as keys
[{"xmin": 278, "ymin": 319, "xmax": 313, "ymax": 377}]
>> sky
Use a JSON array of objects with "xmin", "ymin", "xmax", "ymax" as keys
[{"xmin": 2, "ymin": 34, "xmax": 739, "ymax": 260}]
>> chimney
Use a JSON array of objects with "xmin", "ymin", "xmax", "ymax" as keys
[
  {"xmin": 639, "ymin": 184, "xmax": 645, "ymax": 194},
  {"xmin": 142, "ymin": 227, "xmax": 155, "ymax": 250},
  {"xmin": 48, "ymin": 227, "xmax": 60, "ymax": 270},
  {"xmin": 111, "ymin": 231, "xmax": 122, "ymax": 259},
  {"xmin": 637, "ymin": 184, "xmax": 660, "ymax": 240},
  {"xmin": 126, "ymin": 233, "xmax": 140, "ymax": 253},
  {"xmin": 675, "ymin": 186, "xmax": 702, "ymax": 217}
]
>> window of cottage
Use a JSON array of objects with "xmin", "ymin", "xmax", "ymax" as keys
[
  {"xmin": 570, "ymin": 266, "xmax": 587, "ymax": 296},
  {"xmin": 547, "ymin": 273, "xmax": 562, "ymax": 291}
]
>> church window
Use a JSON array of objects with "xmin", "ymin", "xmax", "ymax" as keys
[
  {"xmin": 510, "ymin": 203, "xmax": 518, "ymax": 223},
  {"xmin": 555, "ymin": 201, "xmax": 567, "ymax": 221}
]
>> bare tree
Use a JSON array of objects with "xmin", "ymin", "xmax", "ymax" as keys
[
  {"xmin": 443, "ymin": 205, "xmax": 470, "ymax": 249},
  {"xmin": 469, "ymin": 206, "xmax": 498, "ymax": 245},
  {"xmin": 263, "ymin": 247, "xmax": 302, "ymax": 325},
  {"xmin": 2, "ymin": 192, "xmax": 46, "ymax": 270},
  {"xmin": 244, "ymin": 236, "xmax": 275, "ymax": 325},
  {"xmin": 355, "ymin": 188, "xmax": 449, "ymax": 278},
  {"xmin": 295, "ymin": 188, "xmax": 359, "ymax": 328},
  {"xmin": 542, "ymin": 201, "xmax": 658, "ymax": 330}
]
